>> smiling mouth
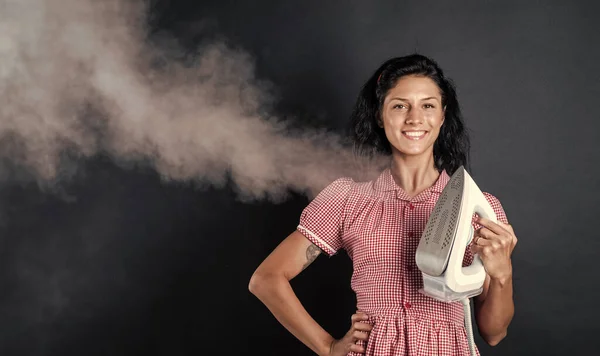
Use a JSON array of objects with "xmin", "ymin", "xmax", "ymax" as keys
[{"xmin": 402, "ymin": 131, "xmax": 428, "ymax": 140}]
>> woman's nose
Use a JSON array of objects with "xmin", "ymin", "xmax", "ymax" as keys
[{"xmin": 405, "ymin": 109, "xmax": 423, "ymax": 124}]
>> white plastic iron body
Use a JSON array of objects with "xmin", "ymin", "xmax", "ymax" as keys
[
  {"xmin": 415, "ymin": 166, "xmax": 498, "ymax": 302},
  {"xmin": 415, "ymin": 166, "xmax": 499, "ymax": 356}
]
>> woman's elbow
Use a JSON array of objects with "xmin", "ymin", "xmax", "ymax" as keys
[
  {"xmin": 248, "ymin": 269, "xmax": 280, "ymax": 296},
  {"xmin": 248, "ymin": 270, "xmax": 265, "ymax": 295},
  {"xmin": 482, "ymin": 330, "xmax": 507, "ymax": 346}
]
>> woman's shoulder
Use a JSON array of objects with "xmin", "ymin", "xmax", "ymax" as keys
[
  {"xmin": 321, "ymin": 175, "xmax": 381, "ymax": 197},
  {"xmin": 306, "ymin": 176, "xmax": 382, "ymax": 217},
  {"xmin": 481, "ymin": 191, "xmax": 509, "ymax": 223},
  {"xmin": 482, "ymin": 190, "xmax": 499, "ymax": 200},
  {"xmin": 481, "ymin": 191, "xmax": 504, "ymax": 208},
  {"xmin": 318, "ymin": 172, "xmax": 382, "ymax": 193}
]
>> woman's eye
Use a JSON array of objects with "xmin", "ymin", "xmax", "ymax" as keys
[
  {"xmin": 423, "ymin": 104, "xmax": 434, "ymax": 109},
  {"xmin": 393, "ymin": 104, "xmax": 405, "ymax": 109}
]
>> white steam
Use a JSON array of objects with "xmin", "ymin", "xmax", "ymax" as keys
[{"xmin": 0, "ymin": 0, "xmax": 386, "ymax": 202}]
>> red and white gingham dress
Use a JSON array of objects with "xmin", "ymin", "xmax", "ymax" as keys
[{"xmin": 297, "ymin": 167, "xmax": 509, "ymax": 356}]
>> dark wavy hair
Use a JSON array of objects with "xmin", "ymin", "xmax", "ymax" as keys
[{"xmin": 349, "ymin": 54, "xmax": 470, "ymax": 175}]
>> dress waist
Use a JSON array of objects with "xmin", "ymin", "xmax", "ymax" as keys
[{"xmin": 357, "ymin": 303, "xmax": 467, "ymax": 327}]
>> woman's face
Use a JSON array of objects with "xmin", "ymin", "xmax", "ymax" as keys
[{"xmin": 380, "ymin": 75, "xmax": 445, "ymax": 158}]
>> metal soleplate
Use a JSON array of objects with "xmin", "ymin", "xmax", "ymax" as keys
[{"xmin": 415, "ymin": 167, "xmax": 465, "ymax": 276}]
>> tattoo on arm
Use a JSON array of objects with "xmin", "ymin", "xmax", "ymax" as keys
[{"xmin": 301, "ymin": 244, "xmax": 322, "ymax": 271}]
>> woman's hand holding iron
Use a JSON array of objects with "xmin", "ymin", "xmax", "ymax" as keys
[{"xmin": 471, "ymin": 217, "xmax": 518, "ymax": 281}]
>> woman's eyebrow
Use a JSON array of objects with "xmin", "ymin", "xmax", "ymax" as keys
[{"xmin": 389, "ymin": 96, "xmax": 440, "ymax": 102}]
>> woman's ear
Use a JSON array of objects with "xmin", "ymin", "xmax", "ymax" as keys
[{"xmin": 442, "ymin": 106, "xmax": 446, "ymax": 124}]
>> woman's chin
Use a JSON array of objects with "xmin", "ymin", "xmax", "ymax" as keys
[{"xmin": 392, "ymin": 145, "xmax": 432, "ymax": 157}]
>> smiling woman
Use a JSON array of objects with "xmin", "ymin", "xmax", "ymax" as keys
[
  {"xmin": 379, "ymin": 75, "xmax": 445, "ymax": 159},
  {"xmin": 249, "ymin": 54, "xmax": 516, "ymax": 356},
  {"xmin": 351, "ymin": 54, "xmax": 470, "ymax": 181}
]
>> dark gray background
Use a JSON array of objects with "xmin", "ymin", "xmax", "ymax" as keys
[{"xmin": 1, "ymin": 0, "xmax": 598, "ymax": 355}]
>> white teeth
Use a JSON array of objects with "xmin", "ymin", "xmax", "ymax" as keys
[{"xmin": 404, "ymin": 131, "xmax": 426, "ymax": 137}]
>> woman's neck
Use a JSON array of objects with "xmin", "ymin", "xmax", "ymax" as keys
[{"xmin": 390, "ymin": 155, "xmax": 440, "ymax": 197}]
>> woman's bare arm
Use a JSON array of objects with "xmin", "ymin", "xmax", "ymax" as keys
[{"xmin": 248, "ymin": 231, "xmax": 334, "ymax": 356}]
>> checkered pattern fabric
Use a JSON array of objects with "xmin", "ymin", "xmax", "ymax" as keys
[{"xmin": 297, "ymin": 167, "xmax": 509, "ymax": 356}]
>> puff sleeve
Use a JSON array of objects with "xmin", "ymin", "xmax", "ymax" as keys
[{"xmin": 296, "ymin": 178, "xmax": 354, "ymax": 257}]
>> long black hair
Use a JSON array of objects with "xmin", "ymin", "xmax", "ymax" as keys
[{"xmin": 349, "ymin": 54, "xmax": 470, "ymax": 175}]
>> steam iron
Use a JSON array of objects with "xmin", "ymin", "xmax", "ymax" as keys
[{"xmin": 415, "ymin": 166, "xmax": 498, "ymax": 356}]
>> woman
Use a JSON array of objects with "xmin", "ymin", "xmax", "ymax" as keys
[{"xmin": 249, "ymin": 54, "xmax": 517, "ymax": 356}]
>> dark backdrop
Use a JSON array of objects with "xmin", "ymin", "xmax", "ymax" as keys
[{"xmin": 1, "ymin": 1, "xmax": 598, "ymax": 355}]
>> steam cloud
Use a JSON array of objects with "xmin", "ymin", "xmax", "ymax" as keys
[{"xmin": 0, "ymin": 0, "xmax": 387, "ymax": 202}]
